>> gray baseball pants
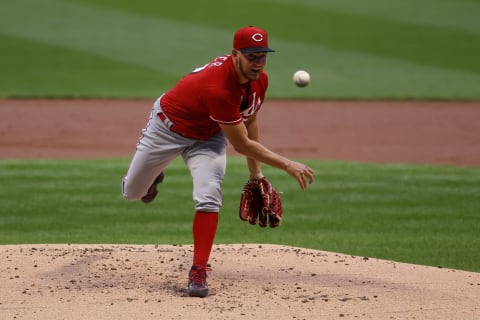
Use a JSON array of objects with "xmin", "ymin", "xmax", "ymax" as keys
[{"xmin": 122, "ymin": 97, "xmax": 227, "ymax": 212}]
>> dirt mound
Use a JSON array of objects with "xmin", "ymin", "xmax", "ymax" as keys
[{"xmin": 2, "ymin": 244, "xmax": 479, "ymax": 320}]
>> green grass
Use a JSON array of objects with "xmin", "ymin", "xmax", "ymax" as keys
[
  {"xmin": 1, "ymin": 0, "xmax": 480, "ymax": 99},
  {"xmin": 0, "ymin": 34, "xmax": 170, "ymax": 98},
  {"xmin": 1, "ymin": 157, "xmax": 479, "ymax": 272}
]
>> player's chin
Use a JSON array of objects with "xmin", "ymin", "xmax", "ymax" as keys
[{"xmin": 247, "ymin": 70, "xmax": 262, "ymax": 80}]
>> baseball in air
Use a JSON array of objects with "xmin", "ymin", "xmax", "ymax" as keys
[{"xmin": 293, "ymin": 70, "xmax": 310, "ymax": 87}]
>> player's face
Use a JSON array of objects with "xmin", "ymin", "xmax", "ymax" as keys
[{"xmin": 234, "ymin": 51, "xmax": 268, "ymax": 82}]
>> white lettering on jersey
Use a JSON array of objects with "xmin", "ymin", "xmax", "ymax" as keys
[
  {"xmin": 191, "ymin": 55, "xmax": 229, "ymax": 73},
  {"xmin": 241, "ymin": 91, "xmax": 262, "ymax": 119},
  {"xmin": 192, "ymin": 63, "xmax": 208, "ymax": 73}
]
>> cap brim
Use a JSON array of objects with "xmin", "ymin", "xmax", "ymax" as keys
[{"xmin": 238, "ymin": 47, "xmax": 275, "ymax": 53}]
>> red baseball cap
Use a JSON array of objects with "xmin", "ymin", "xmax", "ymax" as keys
[{"xmin": 233, "ymin": 26, "xmax": 275, "ymax": 53}]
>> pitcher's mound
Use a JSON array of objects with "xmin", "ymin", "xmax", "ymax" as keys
[{"xmin": 1, "ymin": 244, "xmax": 479, "ymax": 319}]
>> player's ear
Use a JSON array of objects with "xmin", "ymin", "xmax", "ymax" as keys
[{"xmin": 231, "ymin": 50, "xmax": 239, "ymax": 63}]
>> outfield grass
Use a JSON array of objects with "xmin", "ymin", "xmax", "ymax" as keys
[
  {"xmin": 1, "ymin": 0, "xmax": 480, "ymax": 99},
  {"xmin": 1, "ymin": 157, "xmax": 479, "ymax": 272}
]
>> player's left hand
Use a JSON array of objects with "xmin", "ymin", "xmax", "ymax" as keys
[{"xmin": 239, "ymin": 177, "xmax": 282, "ymax": 228}]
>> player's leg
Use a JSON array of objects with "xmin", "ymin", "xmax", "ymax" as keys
[
  {"xmin": 122, "ymin": 98, "xmax": 193, "ymax": 201},
  {"xmin": 185, "ymin": 133, "xmax": 227, "ymax": 266},
  {"xmin": 184, "ymin": 132, "xmax": 227, "ymax": 213},
  {"xmin": 122, "ymin": 150, "xmax": 173, "ymax": 201},
  {"xmin": 183, "ymin": 131, "xmax": 227, "ymax": 297}
]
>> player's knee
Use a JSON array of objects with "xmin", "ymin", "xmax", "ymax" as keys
[
  {"xmin": 193, "ymin": 182, "xmax": 223, "ymax": 211},
  {"xmin": 195, "ymin": 202, "xmax": 222, "ymax": 212},
  {"xmin": 122, "ymin": 192, "xmax": 139, "ymax": 201},
  {"xmin": 121, "ymin": 177, "xmax": 142, "ymax": 201},
  {"xmin": 195, "ymin": 201, "xmax": 222, "ymax": 212}
]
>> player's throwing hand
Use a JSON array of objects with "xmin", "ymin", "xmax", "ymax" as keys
[{"xmin": 287, "ymin": 160, "xmax": 315, "ymax": 190}]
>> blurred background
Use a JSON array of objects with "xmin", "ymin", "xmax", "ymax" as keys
[{"xmin": 1, "ymin": 0, "xmax": 480, "ymax": 99}]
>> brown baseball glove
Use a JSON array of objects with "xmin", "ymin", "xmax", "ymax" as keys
[{"xmin": 239, "ymin": 177, "xmax": 282, "ymax": 228}]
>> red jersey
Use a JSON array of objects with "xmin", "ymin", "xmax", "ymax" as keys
[{"xmin": 160, "ymin": 54, "xmax": 269, "ymax": 140}]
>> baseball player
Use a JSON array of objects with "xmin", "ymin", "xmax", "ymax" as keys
[{"xmin": 122, "ymin": 26, "xmax": 315, "ymax": 298}]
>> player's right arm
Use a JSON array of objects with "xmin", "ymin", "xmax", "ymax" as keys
[
  {"xmin": 243, "ymin": 114, "xmax": 263, "ymax": 180},
  {"xmin": 219, "ymin": 122, "xmax": 314, "ymax": 190}
]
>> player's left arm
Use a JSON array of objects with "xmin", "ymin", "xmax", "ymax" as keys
[
  {"xmin": 244, "ymin": 113, "xmax": 263, "ymax": 180},
  {"xmin": 220, "ymin": 116, "xmax": 314, "ymax": 190}
]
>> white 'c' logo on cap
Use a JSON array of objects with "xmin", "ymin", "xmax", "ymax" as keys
[{"xmin": 252, "ymin": 33, "xmax": 263, "ymax": 42}]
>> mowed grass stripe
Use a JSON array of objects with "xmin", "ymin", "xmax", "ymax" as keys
[
  {"xmin": 0, "ymin": 158, "xmax": 479, "ymax": 272},
  {"xmin": 0, "ymin": 0, "xmax": 233, "ymax": 75},
  {"xmin": 2, "ymin": 28, "xmax": 477, "ymax": 99},
  {"xmin": 270, "ymin": 0, "xmax": 480, "ymax": 34},
  {"xmin": 2, "ymin": 0, "xmax": 480, "ymax": 99},
  {"xmin": 260, "ymin": 161, "xmax": 480, "ymax": 271},
  {"xmin": 260, "ymin": 4, "xmax": 480, "ymax": 76},
  {"xmin": 0, "ymin": 159, "xmax": 196, "ymax": 244},
  {"xmin": 74, "ymin": 0, "xmax": 480, "ymax": 75},
  {"xmin": 0, "ymin": 34, "xmax": 172, "ymax": 98}
]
